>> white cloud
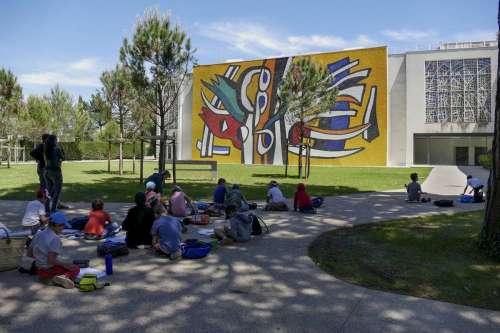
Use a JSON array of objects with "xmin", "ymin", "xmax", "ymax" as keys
[
  {"xmin": 68, "ymin": 58, "xmax": 99, "ymax": 71},
  {"xmin": 19, "ymin": 57, "xmax": 103, "ymax": 88},
  {"xmin": 381, "ymin": 29, "xmax": 436, "ymax": 41},
  {"xmin": 200, "ymin": 21, "xmax": 380, "ymax": 58}
]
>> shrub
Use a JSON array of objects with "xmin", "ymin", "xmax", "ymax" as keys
[{"xmin": 478, "ymin": 154, "xmax": 492, "ymax": 169}]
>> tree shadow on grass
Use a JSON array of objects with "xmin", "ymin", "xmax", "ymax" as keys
[{"xmin": 0, "ymin": 176, "xmax": 362, "ymax": 202}]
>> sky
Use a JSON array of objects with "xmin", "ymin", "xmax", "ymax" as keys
[{"xmin": 0, "ymin": 0, "xmax": 497, "ymax": 100}]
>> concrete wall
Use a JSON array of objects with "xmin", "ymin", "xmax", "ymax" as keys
[
  {"xmin": 387, "ymin": 55, "xmax": 407, "ymax": 166},
  {"xmin": 414, "ymin": 136, "xmax": 493, "ymax": 165},
  {"xmin": 403, "ymin": 47, "xmax": 497, "ymax": 165},
  {"xmin": 178, "ymin": 76, "xmax": 193, "ymax": 160}
]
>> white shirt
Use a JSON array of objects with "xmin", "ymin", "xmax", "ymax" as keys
[
  {"xmin": 467, "ymin": 178, "xmax": 483, "ymax": 188},
  {"xmin": 29, "ymin": 228, "xmax": 62, "ymax": 269},
  {"xmin": 22, "ymin": 200, "xmax": 46, "ymax": 227},
  {"xmin": 268, "ymin": 186, "xmax": 286, "ymax": 203}
]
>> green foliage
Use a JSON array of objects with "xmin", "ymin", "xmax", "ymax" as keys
[
  {"xmin": 56, "ymin": 141, "xmax": 143, "ymax": 160},
  {"xmin": 88, "ymin": 91, "xmax": 111, "ymax": 134},
  {"xmin": 478, "ymin": 153, "xmax": 492, "ymax": 169},
  {"xmin": 309, "ymin": 211, "xmax": 500, "ymax": 311},
  {"xmin": 20, "ymin": 95, "xmax": 51, "ymax": 140},
  {"xmin": 74, "ymin": 96, "xmax": 92, "ymax": 141},
  {"xmin": 278, "ymin": 57, "xmax": 338, "ymax": 134},
  {"xmin": 48, "ymin": 85, "xmax": 75, "ymax": 140},
  {"xmin": 120, "ymin": 7, "xmax": 196, "ymax": 171},
  {"xmin": 0, "ymin": 68, "xmax": 23, "ymax": 137}
]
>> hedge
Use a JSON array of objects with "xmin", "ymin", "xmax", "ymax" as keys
[
  {"xmin": 23, "ymin": 141, "xmax": 149, "ymax": 161},
  {"xmin": 478, "ymin": 154, "xmax": 492, "ymax": 169}
]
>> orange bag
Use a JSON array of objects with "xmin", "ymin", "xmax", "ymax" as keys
[{"xmin": 190, "ymin": 214, "xmax": 210, "ymax": 225}]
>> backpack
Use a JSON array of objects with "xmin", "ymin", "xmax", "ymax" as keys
[
  {"xmin": 97, "ymin": 241, "xmax": 129, "ymax": 257},
  {"xmin": 249, "ymin": 213, "xmax": 269, "ymax": 236},
  {"xmin": 433, "ymin": 199, "xmax": 454, "ymax": 207},
  {"xmin": 181, "ymin": 239, "xmax": 211, "ymax": 259}
]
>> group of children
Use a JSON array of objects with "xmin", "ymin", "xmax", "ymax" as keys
[{"xmin": 20, "ymin": 175, "xmax": 324, "ymax": 289}]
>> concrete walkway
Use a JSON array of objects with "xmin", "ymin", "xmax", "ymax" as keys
[{"xmin": 0, "ymin": 166, "xmax": 498, "ymax": 333}]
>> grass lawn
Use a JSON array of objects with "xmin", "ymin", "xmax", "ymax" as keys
[
  {"xmin": 309, "ymin": 211, "xmax": 500, "ymax": 311},
  {"xmin": 0, "ymin": 161, "xmax": 430, "ymax": 202}
]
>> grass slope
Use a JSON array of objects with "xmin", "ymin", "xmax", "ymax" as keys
[
  {"xmin": 309, "ymin": 211, "xmax": 500, "ymax": 311},
  {"xmin": 0, "ymin": 161, "xmax": 430, "ymax": 203}
]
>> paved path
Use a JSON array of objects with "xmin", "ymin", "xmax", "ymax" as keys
[{"xmin": 1, "ymin": 167, "xmax": 498, "ymax": 333}]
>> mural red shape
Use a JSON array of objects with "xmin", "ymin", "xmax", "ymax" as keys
[{"xmin": 199, "ymin": 107, "xmax": 243, "ymax": 149}]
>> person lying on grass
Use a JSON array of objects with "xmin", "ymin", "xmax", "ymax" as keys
[
  {"xmin": 214, "ymin": 205, "xmax": 253, "ymax": 245},
  {"xmin": 83, "ymin": 199, "xmax": 119, "ymax": 240},
  {"xmin": 168, "ymin": 185, "xmax": 197, "ymax": 217},
  {"xmin": 405, "ymin": 173, "xmax": 430, "ymax": 203},
  {"xmin": 293, "ymin": 183, "xmax": 324, "ymax": 214},
  {"xmin": 27, "ymin": 212, "xmax": 80, "ymax": 289},
  {"xmin": 21, "ymin": 188, "xmax": 49, "ymax": 235},
  {"xmin": 151, "ymin": 204, "xmax": 183, "ymax": 260},
  {"xmin": 264, "ymin": 180, "xmax": 288, "ymax": 211},
  {"xmin": 122, "ymin": 192, "xmax": 155, "ymax": 249}
]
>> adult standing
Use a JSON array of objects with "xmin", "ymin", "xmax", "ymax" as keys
[
  {"xmin": 44, "ymin": 135, "xmax": 65, "ymax": 213},
  {"xmin": 30, "ymin": 133, "xmax": 50, "ymax": 190}
]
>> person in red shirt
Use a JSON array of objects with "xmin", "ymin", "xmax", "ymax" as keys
[
  {"xmin": 293, "ymin": 183, "xmax": 324, "ymax": 214},
  {"xmin": 84, "ymin": 199, "xmax": 114, "ymax": 240}
]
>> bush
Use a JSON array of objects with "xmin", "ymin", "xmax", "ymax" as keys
[
  {"xmin": 23, "ymin": 141, "xmax": 149, "ymax": 161},
  {"xmin": 478, "ymin": 154, "xmax": 492, "ymax": 169}
]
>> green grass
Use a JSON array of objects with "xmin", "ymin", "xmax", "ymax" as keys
[
  {"xmin": 309, "ymin": 211, "xmax": 500, "ymax": 311},
  {"xmin": 0, "ymin": 161, "xmax": 430, "ymax": 202}
]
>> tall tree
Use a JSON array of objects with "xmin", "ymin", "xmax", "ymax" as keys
[
  {"xmin": 0, "ymin": 68, "xmax": 23, "ymax": 138},
  {"xmin": 20, "ymin": 95, "xmax": 51, "ymax": 143},
  {"xmin": 479, "ymin": 2, "xmax": 500, "ymax": 258},
  {"xmin": 47, "ymin": 85, "xmax": 74, "ymax": 140},
  {"xmin": 120, "ymin": 8, "xmax": 195, "ymax": 173},
  {"xmin": 88, "ymin": 91, "xmax": 111, "ymax": 135},
  {"xmin": 74, "ymin": 96, "xmax": 91, "ymax": 141},
  {"xmin": 278, "ymin": 58, "xmax": 338, "ymax": 177},
  {"xmin": 100, "ymin": 65, "xmax": 134, "ymax": 175}
]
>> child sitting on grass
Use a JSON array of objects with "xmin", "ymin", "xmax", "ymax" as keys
[
  {"xmin": 264, "ymin": 181, "xmax": 289, "ymax": 211},
  {"xmin": 83, "ymin": 199, "xmax": 119, "ymax": 240},
  {"xmin": 405, "ymin": 173, "xmax": 430, "ymax": 203},
  {"xmin": 21, "ymin": 189, "xmax": 49, "ymax": 235},
  {"xmin": 293, "ymin": 183, "xmax": 324, "ymax": 214},
  {"xmin": 145, "ymin": 181, "xmax": 161, "ymax": 208}
]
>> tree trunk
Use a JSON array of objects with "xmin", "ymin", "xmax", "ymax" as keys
[
  {"xmin": 119, "ymin": 138, "xmax": 123, "ymax": 176},
  {"xmin": 132, "ymin": 140, "xmax": 136, "ymax": 174},
  {"xmin": 107, "ymin": 141, "xmax": 111, "ymax": 173},
  {"xmin": 298, "ymin": 121, "xmax": 304, "ymax": 178},
  {"xmin": 158, "ymin": 115, "xmax": 166, "ymax": 174},
  {"xmin": 479, "ymin": 6, "xmax": 500, "ymax": 258}
]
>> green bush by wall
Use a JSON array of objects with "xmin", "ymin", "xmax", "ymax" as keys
[
  {"xmin": 478, "ymin": 154, "xmax": 492, "ymax": 169},
  {"xmin": 24, "ymin": 141, "xmax": 148, "ymax": 161}
]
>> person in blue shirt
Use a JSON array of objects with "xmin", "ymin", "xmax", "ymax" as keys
[
  {"xmin": 213, "ymin": 178, "xmax": 228, "ymax": 208},
  {"xmin": 151, "ymin": 204, "xmax": 182, "ymax": 260}
]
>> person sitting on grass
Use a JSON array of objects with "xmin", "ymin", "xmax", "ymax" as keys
[
  {"xmin": 122, "ymin": 192, "xmax": 155, "ymax": 249},
  {"xmin": 145, "ymin": 181, "xmax": 161, "ymax": 208},
  {"xmin": 463, "ymin": 175, "xmax": 485, "ymax": 203},
  {"xmin": 264, "ymin": 181, "xmax": 289, "ymax": 211},
  {"xmin": 293, "ymin": 183, "xmax": 324, "ymax": 214},
  {"xmin": 27, "ymin": 212, "xmax": 80, "ymax": 289},
  {"xmin": 151, "ymin": 204, "xmax": 182, "ymax": 260},
  {"xmin": 83, "ymin": 199, "xmax": 119, "ymax": 240},
  {"xmin": 214, "ymin": 205, "xmax": 253, "ymax": 245},
  {"xmin": 226, "ymin": 184, "xmax": 249, "ymax": 212},
  {"xmin": 21, "ymin": 189, "xmax": 49, "ymax": 235},
  {"xmin": 213, "ymin": 178, "xmax": 228, "ymax": 208},
  {"xmin": 405, "ymin": 173, "xmax": 430, "ymax": 203},
  {"xmin": 168, "ymin": 185, "xmax": 197, "ymax": 217}
]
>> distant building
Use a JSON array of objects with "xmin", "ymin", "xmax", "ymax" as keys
[{"xmin": 174, "ymin": 41, "xmax": 497, "ymax": 166}]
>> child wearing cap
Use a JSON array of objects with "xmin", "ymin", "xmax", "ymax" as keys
[
  {"xmin": 145, "ymin": 181, "xmax": 160, "ymax": 208},
  {"xmin": 27, "ymin": 212, "xmax": 80, "ymax": 289},
  {"xmin": 264, "ymin": 181, "xmax": 289, "ymax": 211},
  {"xmin": 21, "ymin": 189, "xmax": 49, "ymax": 235}
]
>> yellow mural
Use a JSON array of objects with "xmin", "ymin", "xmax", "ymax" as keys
[{"xmin": 192, "ymin": 46, "xmax": 387, "ymax": 166}]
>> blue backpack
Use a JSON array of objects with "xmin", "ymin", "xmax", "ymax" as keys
[{"xmin": 181, "ymin": 239, "xmax": 211, "ymax": 259}]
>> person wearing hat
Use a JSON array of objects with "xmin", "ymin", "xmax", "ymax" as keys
[
  {"xmin": 144, "ymin": 170, "xmax": 170, "ymax": 195},
  {"xmin": 145, "ymin": 181, "xmax": 161, "ymax": 208},
  {"xmin": 265, "ymin": 180, "xmax": 288, "ymax": 211},
  {"xmin": 21, "ymin": 189, "xmax": 49, "ymax": 235},
  {"xmin": 27, "ymin": 212, "xmax": 80, "ymax": 289},
  {"xmin": 168, "ymin": 185, "xmax": 197, "ymax": 217}
]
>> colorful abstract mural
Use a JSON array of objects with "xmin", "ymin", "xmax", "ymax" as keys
[{"xmin": 192, "ymin": 47, "xmax": 387, "ymax": 165}]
